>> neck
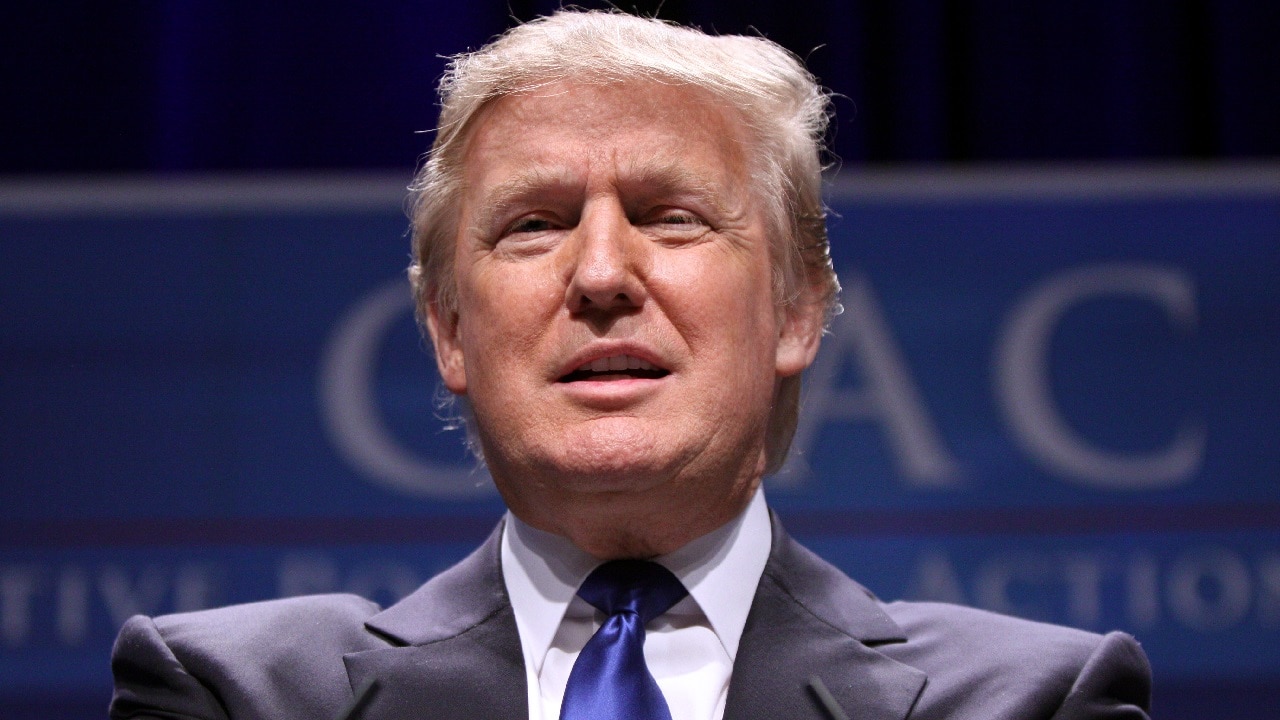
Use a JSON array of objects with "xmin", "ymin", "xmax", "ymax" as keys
[{"xmin": 505, "ymin": 477, "xmax": 760, "ymax": 560}]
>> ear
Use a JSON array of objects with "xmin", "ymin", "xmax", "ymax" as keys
[
  {"xmin": 425, "ymin": 298, "xmax": 468, "ymax": 395},
  {"xmin": 775, "ymin": 294, "xmax": 825, "ymax": 378}
]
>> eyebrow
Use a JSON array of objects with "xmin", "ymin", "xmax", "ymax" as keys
[
  {"xmin": 470, "ymin": 166, "xmax": 581, "ymax": 237},
  {"xmin": 617, "ymin": 159, "xmax": 735, "ymax": 216},
  {"xmin": 468, "ymin": 158, "xmax": 739, "ymax": 237}
]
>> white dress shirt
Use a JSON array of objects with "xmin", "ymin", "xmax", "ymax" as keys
[{"xmin": 500, "ymin": 489, "xmax": 772, "ymax": 720}]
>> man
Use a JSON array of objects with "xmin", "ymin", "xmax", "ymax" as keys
[{"xmin": 111, "ymin": 10, "xmax": 1152, "ymax": 720}]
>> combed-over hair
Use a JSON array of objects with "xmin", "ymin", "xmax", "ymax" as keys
[{"xmin": 407, "ymin": 9, "xmax": 839, "ymax": 474}]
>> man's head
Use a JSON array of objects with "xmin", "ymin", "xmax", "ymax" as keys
[{"xmin": 408, "ymin": 10, "xmax": 838, "ymax": 556}]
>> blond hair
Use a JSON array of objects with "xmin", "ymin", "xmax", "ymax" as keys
[{"xmin": 407, "ymin": 10, "xmax": 839, "ymax": 473}]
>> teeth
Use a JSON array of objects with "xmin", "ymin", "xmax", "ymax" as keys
[{"xmin": 583, "ymin": 354, "xmax": 656, "ymax": 373}]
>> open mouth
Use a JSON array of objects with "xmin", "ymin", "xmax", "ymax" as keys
[{"xmin": 559, "ymin": 354, "xmax": 670, "ymax": 382}]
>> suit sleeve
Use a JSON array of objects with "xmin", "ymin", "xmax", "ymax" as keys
[
  {"xmin": 1049, "ymin": 631, "xmax": 1152, "ymax": 720},
  {"xmin": 110, "ymin": 614, "xmax": 230, "ymax": 720}
]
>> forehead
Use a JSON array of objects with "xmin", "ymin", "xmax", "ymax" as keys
[{"xmin": 458, "ymin": 80, "xmax": 753, "ymax": 191}]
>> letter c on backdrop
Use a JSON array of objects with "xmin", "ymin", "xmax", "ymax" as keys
[
  {"xmin": 317, "ymin": 279, "xmax": 494, "ymax": 498},
  {"xmin": 995, "ymin": 263, "xmax": 1205, "ymax": 490}
]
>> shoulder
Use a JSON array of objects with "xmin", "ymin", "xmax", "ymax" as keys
[
  {"xmin": 111, "ymin": 594, "xmax": 387, "ymax": 720},
  {"xmin": 146, "ymin": 592, "xmax": 384, "ymax": 650},
  {"xmin": 763, "ymin": 517, "xmax": 1150, "ymax": 718},
  {"xmin": 881, "ymin": 599, "xmax": 1103, "ymax": 666},
  {"xmin": 877, "ymin": 600, "xmax": 1151, "ymax": 719},
  {"xmin": 110, "ymin": 526, "xmax": 507, "ymax": 719},
  {"xmin": 117, "ymin": 593, "xmax": 386, "ymax": 669}
]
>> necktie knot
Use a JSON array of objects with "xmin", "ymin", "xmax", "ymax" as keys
[
  {"xmin": 577, "ymin": 560, "xmax": 688, "ymax": 624},
  {"xmin": 560, "ymin": 560, "xmax": 688, "ymax": 720}
]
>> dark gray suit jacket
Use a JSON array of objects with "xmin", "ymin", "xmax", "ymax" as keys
[{"xmin": 110, "ymin": 517, "xmax": 1152, "ymax": 720}]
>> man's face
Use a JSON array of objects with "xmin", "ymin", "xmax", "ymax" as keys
[{"xmin": 427, "ymin": 81, "xmax": 821, "ymax": 550}]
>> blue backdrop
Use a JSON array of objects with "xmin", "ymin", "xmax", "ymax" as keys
[
  {"xmin": 4, "ymin": 1, "xmax": 1278, "ymax": 173},
  {"xmin": 2, "ymin": 166, "xmax": 1278, "ymax": 718}
]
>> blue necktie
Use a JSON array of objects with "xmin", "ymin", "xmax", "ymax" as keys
[{"xmin": 560, "ymin": 560, "xmax": 689, "ymax": 720}]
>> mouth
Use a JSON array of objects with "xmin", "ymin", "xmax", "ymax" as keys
[{"xmin": 558, "ymin": 354, "xmax": 671, "ymax": 383}]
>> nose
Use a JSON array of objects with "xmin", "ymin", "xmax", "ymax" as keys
[{"xmin": 564, "ymin": 198, "xmax": 646, "ymax": 316}]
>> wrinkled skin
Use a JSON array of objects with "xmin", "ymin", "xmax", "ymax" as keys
[{"xmin": 427, "ymin": 81, "xmax": 824, "ymax": 558}]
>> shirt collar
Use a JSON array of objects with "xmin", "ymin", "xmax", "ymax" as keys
[{"xmin": 501, "ymin": 488, "xmax": 771, "ymax": 674}]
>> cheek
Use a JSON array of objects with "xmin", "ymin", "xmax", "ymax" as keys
[
  {"xmin": 658, "ymin": 252, "xmax": 779, "ymax": 361},
  {"xmin": 456, "ymin": 267, "xmax": 561, "ymax": 376}
]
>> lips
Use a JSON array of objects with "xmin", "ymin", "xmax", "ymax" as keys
[{"xmin": 559, "ymin": 353, "xmax": 670, "ymax": 382}]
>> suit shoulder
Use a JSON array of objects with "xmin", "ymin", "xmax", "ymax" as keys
[
  {"xmin": 135, "ymin": 593, "xmax": 386, "ymax": 669},
  {"xmin": 877, "ymin": 601, "xmax": 1150, "ymax": 719},
  {"xmin": 883, "ymin": 600, "xmax": 1103, "ymax": 659},
  {"xmin": 149, "ymin": 593, "xmax": 382, "ymax": 644},
  {"xmin": 112, "ymin": 595, "xmax": 387, "ymax": 719}
]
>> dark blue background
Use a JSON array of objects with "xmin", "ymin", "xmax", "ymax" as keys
[
  {"xmin": 2, "ymin": 169, "xmax": 1278, "ymax": 717},
  {"xmin": 3, "ymin": 1, "xmax": 1280, "ymax": 717},
  {"xmin": 3, "ymin": 1, "xmax": 1278, "ymax": 174}
]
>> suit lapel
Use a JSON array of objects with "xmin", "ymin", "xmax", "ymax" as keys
[
  {"xmin": 724, "ymin": 515, "xmax": 927, "ymax": 720},
  {"xmin": 342, "ymin": 521, "xmax": 527, "ymax": 720},
  {"xmin": 337, "ymin": 513, "xmax": 925, "ymax": 720}
]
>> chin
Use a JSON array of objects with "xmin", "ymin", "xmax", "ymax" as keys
[
  {"xmin": 543, "ymin": 447, "xmax": 677, "ymax": 493},
  {"xmin": 558, "ymin": 419, "xmax": 667, "ymax": 470},
  {"xmin": 524, "ymin": 439, "xmax": 696, "ymax": 502}
]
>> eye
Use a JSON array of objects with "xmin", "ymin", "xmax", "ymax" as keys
[
  {"xmin": 650, "ymin": 209, "xmax": 705, "ymax": 227},
  {"xmin": 504, "ymin": 215, "xmax": 560, "ymax": 235},
  {"xmin": 488, "ymin": 212, "xmax": 568, "ymax": 257},
  {"xmin": 638, "ymin": 206, "xmax": 712, "ymax": 247}
]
